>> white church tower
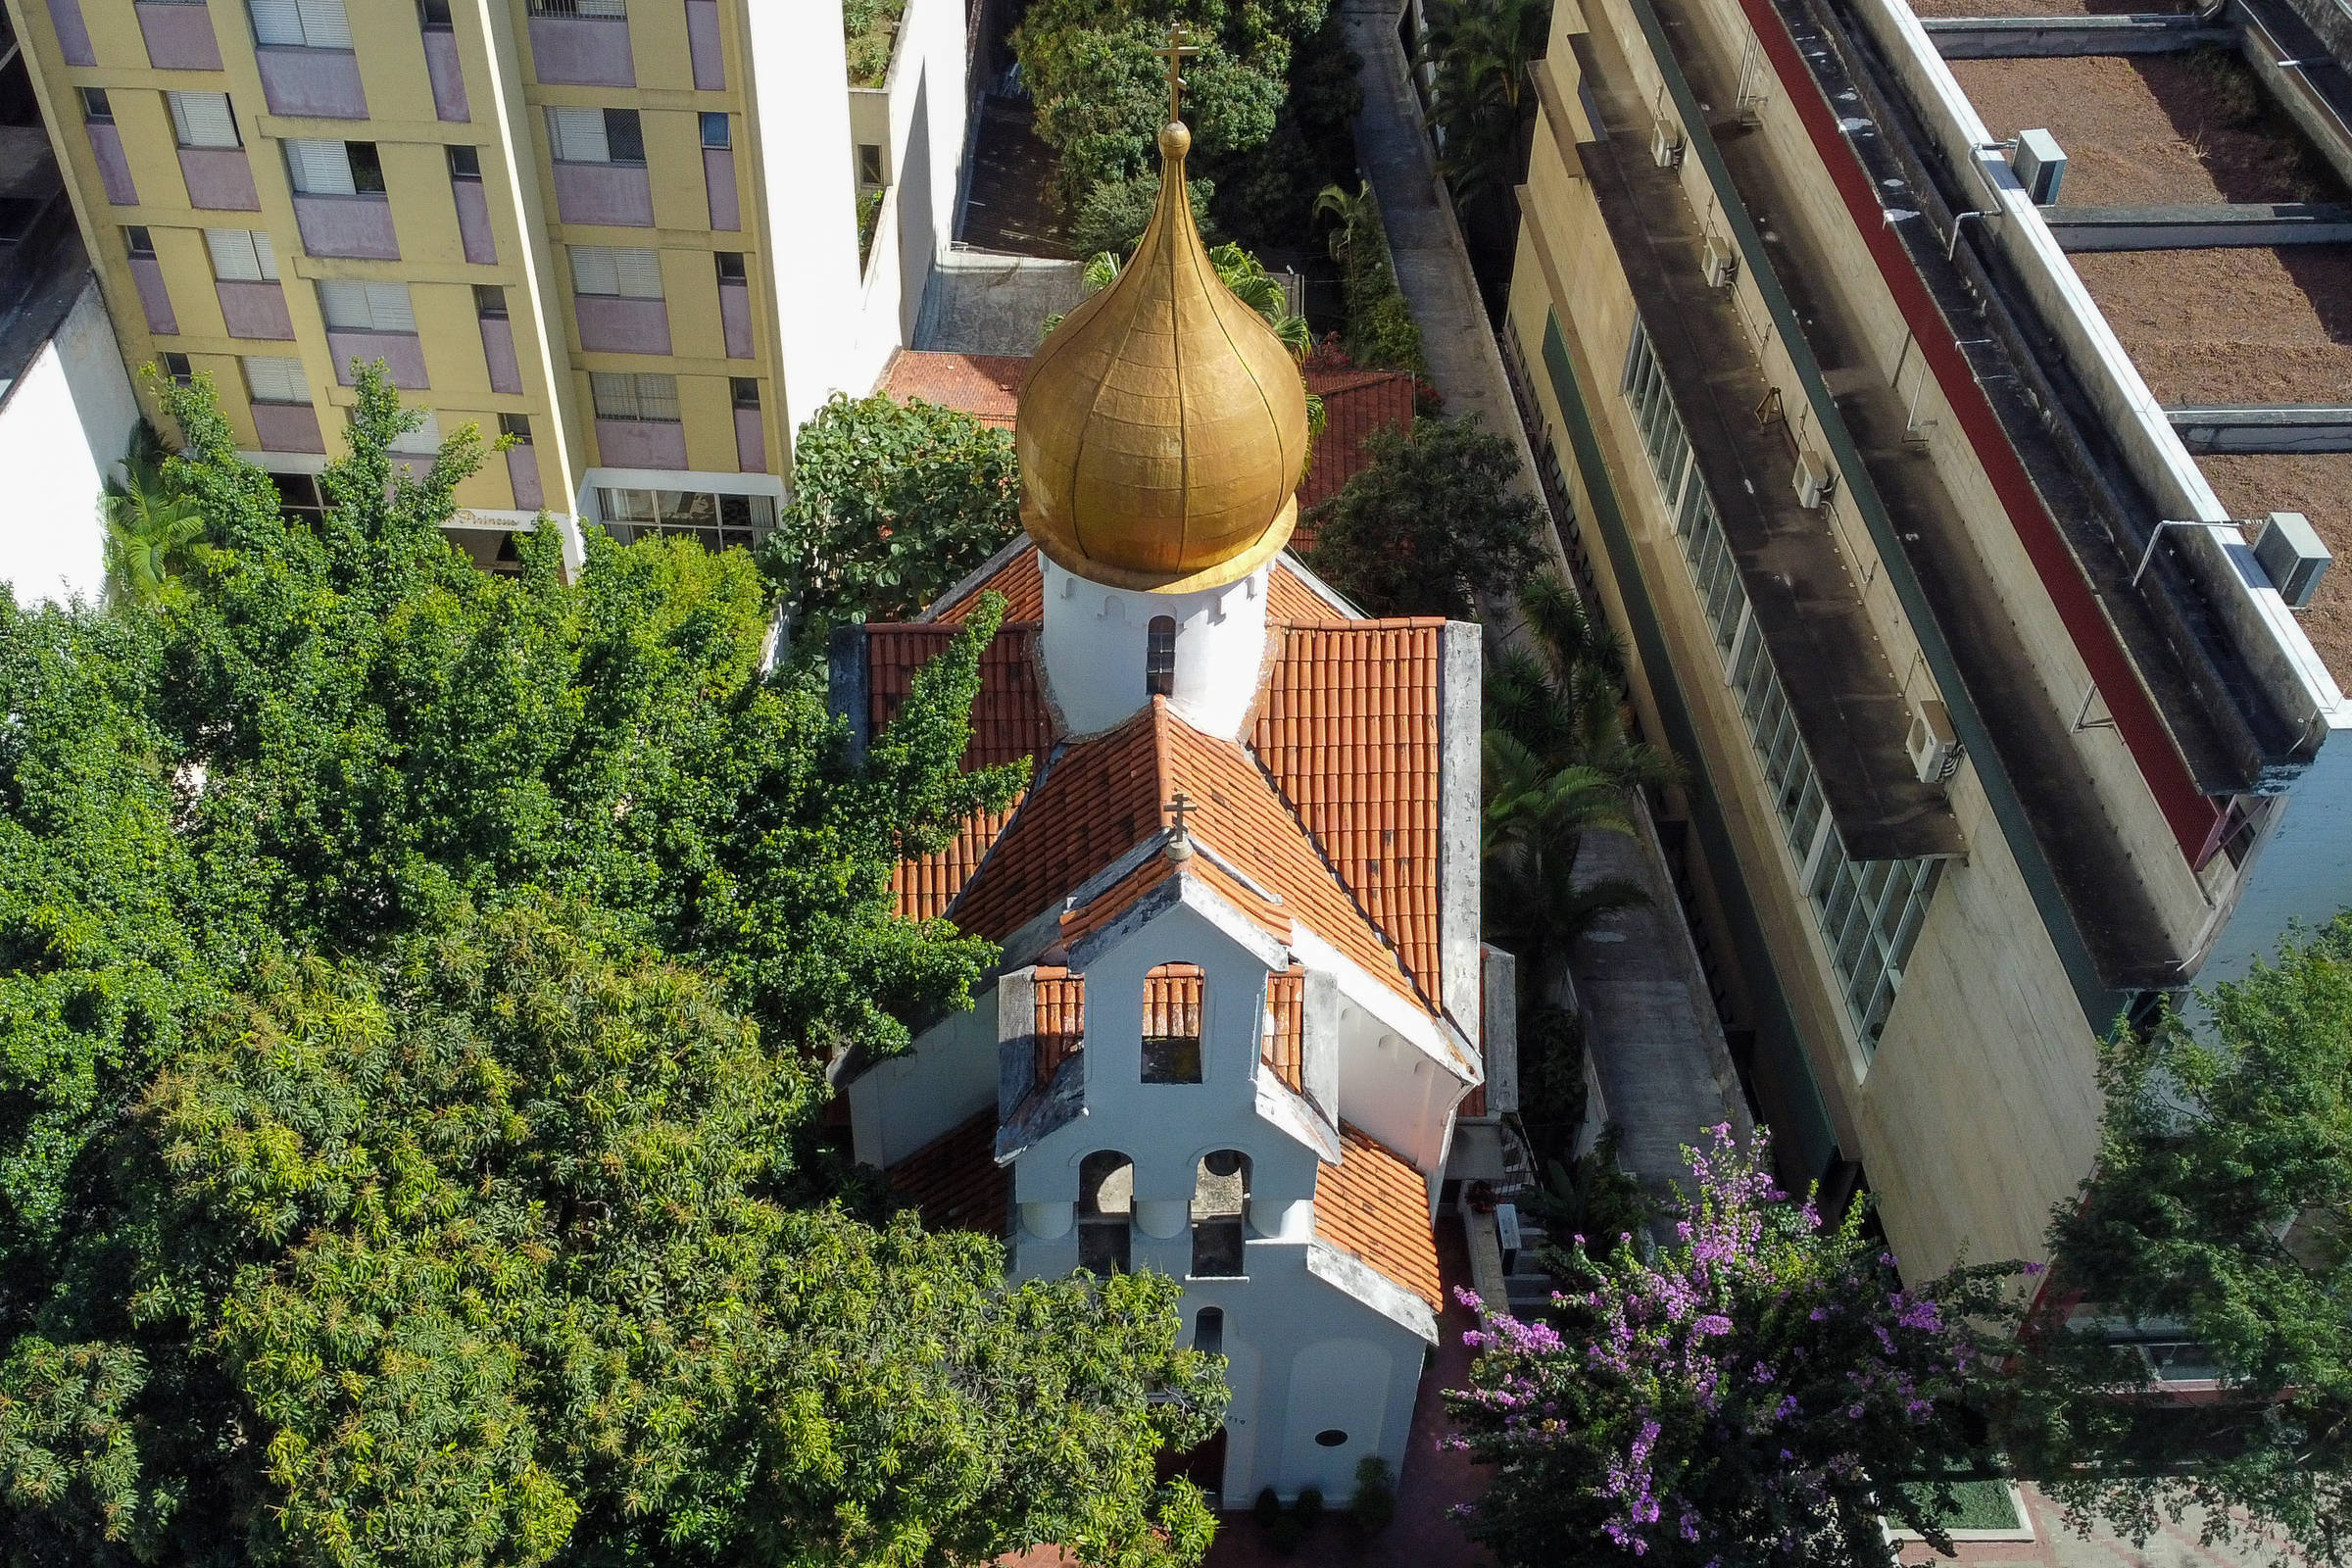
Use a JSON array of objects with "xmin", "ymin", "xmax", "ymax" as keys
[{"xmin": 835, "ymin": 70, "xmax": 1515, "ymax": 1506}]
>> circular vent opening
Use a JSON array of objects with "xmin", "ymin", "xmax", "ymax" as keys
[{"xmin": 1313, "ymin": 1429, "xmax": 1348, "ymax": 1448}]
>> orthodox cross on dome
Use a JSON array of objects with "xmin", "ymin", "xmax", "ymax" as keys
[{"xmin": 1156, "ymin": 23, "xmax": 1200, "ymax": 124}]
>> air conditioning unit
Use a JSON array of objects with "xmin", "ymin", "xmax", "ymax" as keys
[
  {"xmin": 1907, "ymin": 699, "xmax": 1960, "ymax": 784},
  {"xmin": 1702, "ymin": 233, "xmax": 1738, "ymax": 288},
  {"xmin": 1651, "ymin": 119, "xmax": 1684, "ymax": 169},
  {"xmin": 1792, "ymin": 450, "xmax": 1835, "ymax": 509},
  {"xmin": 2011, "ymin": 128, "xmax": 2067, "ymax": 206},
  {"xmin": 2251, "ymin": 511, "xmax": 2333, "ymax": 609}
]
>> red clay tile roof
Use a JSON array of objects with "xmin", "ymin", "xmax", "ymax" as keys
[
  {"xmin": 1262, "ymin": 969, "xmax": 1304, "ymax": 1093},
  {"xmin": 935, "ymin": 546, "xmax": 1045, "ymax": 624},
  {"xmin": 865, "ymin": 623, "xmax": 1055, "ymax": 920},
  {"xmin": 1267, "ymin": 559, "xmax": 1342, "ymax": 624},
  {"xmin": 1296, "ymin": 368, "xmax": 1415, "ymax": 550},
  {"xmin": 888, "ymin": 1109, "xmax": 1009, "ymax": 1237},
  {"xmin": 1252, "ymin": 621, "xmax": 1448, "ymax": 1007},
  {"xmin": 1316, "ymin": 1122, "xmax": 1441, "ymax": 1308},
  {"xmin": 951, "ymin": 705, "xmax": 1166, "ymax": 941},
  {"xmin": 1143, "ymin": 962, "xmax": 1204, "ymax": 1037},
  {"xmin": 882, "ymin": 349, "xmax": 1026, "ymax": 429},
  {"xmin": 1033, "ymin": 966, "xmax": 1085, "ymax": 1083}
]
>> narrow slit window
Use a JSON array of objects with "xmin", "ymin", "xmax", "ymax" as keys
[
  {"xmin": 1141, "ymin": 961, "xmax": 1203, "ymax": 1084},
  {"xmin": 1145, "ymin": 615, "xmax": 1176, "ymax": 698}
]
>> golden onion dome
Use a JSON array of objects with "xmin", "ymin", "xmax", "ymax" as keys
[{"xmin": 1015, "ymin": 119, "xmax": 1311, "ymax": 594}]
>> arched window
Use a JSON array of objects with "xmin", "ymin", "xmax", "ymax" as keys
[
  {"xmin": 1142, "ymin": 962, "xmax": 1204, "ymax": 1083},
  {"xmin": 1146, "ymin": 614, "xmax": 1177, "ymax": 697},
  {"xmin": 1191, "ymin": 1150, "xmax": 1250, "ymax": 1277},
  {"xmin": 1078, "ymin": 1151, "xmax": 1133, "ymax": 1274},
  {"xmin": 1193, "ymin": 1306, "xmax": 1225, "ymax": 1358}
]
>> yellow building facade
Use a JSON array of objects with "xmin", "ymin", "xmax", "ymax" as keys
[{"xmin": 2, "ymin": 0, "xmax": 963, "ymax": 564}]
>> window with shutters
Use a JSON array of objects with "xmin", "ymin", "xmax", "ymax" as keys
[
  {"xmin": 590, "ymin": 371, "xmax": 679, "ymax": 422},
  {"xmin": 569, "ymin": 246, "xmax": 662, "ymax": 299},
  {"xmin": 390, "ymin": 411, "xmax": 443, "ymax": 453},
  {"xmin": 242, "ymin": 356, "xmax": 307, "ymax": 405},
  {"xmin": 545, "ymin": 107, "xmax": 643, "ymax": 165},
  {"xmin": 318, "ymin": 279, "xmax": 416, "ymax": 333},
  {"xmin": 168, "ymin": 92, "xmax": 240, "ymax": 149},
  {"xmin": 250, "ymin": 0, "xmax": 352, "ymax": 49},
  {"xmin": 285, "ymin": 139, "xmax": 382, "ymax": 195},
  {"xmin": 205, "ymin": 228, "xmax": 278, "ymax": 281}
]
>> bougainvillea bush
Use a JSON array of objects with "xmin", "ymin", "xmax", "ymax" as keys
[{"xmin": 1446, "ymin": 1127, "xmax": 2022, "ymax": 1568}]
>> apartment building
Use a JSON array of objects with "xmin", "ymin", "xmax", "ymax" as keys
[
  {"xmin": 1507, "ymin": 0, "xmax": 2352, "ymax": 1279},
  {"xmin": 2, "ymin": 0, "xmax": 968, "ymax": 567}
]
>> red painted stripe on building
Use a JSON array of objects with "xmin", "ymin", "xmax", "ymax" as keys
[{"xmin": 1727, "ymin": 0, "xmax": 2222, "ymax": 860}]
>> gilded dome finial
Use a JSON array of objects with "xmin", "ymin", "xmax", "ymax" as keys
[{"xmin": 1012, "ymin": 23, "xmax": 1311, "ymax": 595}]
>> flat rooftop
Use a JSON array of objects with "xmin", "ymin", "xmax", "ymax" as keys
[{"xmin": 1935, "ymin": 35, "xmax": 2352, "ymax": 684}]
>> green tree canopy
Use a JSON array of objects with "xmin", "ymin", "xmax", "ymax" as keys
[
  {"xmin": 761, "ymin": 391, "xmax": 1022, "ymax": 630},
  {"xmin": 2004, "ymin": 915, "xmax": 2352, "ymax": 1562},
  {"xmin": 1299, "ymin": 416, "xmax": 1543, "ymax": 619},
  {"xmin": 0, "ymin": 366, "xmax": 1220, "ymax": 1566}
]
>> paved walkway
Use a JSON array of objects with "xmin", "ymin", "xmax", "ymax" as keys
[{"xmin": 1341, "ymin": 0, "xmax": 1746, "ymax": 1204}]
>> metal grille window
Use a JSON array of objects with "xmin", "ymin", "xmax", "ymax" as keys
[
  {"xmin": 1621, "ymin": 319, "xmax": 1940, "ymax": 1050},
  {"xmin": 528, "ymin": 0, "xmax": 625, "ymax": 15},
  {"xmin": 589, "ymin": 371, "xmax": 678, "ymax": 422},
  {"xmin": 1146, "ymin": 614, "xmax": 1177, "ymax": 697},
  {"xmin": 205, "ymin": 228, "xmax": 278, "ymax": 281},
  {"xmin": 285, "ymin": 139, "xmax": 383, "ymax": 194},
  {"xmin": 318, "ymin": 279, "xmax": 416, "ymax": 332},
  {"xmin": 545, "ymin": 106, "xmax": 643, "ymax": 165},
  {"xmin": 250, "ymin": 0, "xmax": 351, "ymax": 49},
  {"xmin": 168, "ymin": 92, "xmax": 239, "ymax": 149},
  {"xmin": 569, "ymin": 245, "xmax": 662, "ymax": 298},
  {"xmin": 124, "ymin": 225, "xmax": 156, "ymax": 259},
  {"xmin": 79, "ymin": 88, "xmax": 112, "ymax": 122},
  {"xmin": 241, "ymin": 355, "xmax": 306, "ymax": 405},
  {"xmin": 596, "ymin": 488, "xmax": 773, "ymax": 553}
]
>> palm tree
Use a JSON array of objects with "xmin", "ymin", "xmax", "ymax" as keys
[
  {"xmin": 1481, "ymin": 729, "xmax": 1648, "ymax": 985},
  {"xmin": 1053, "ymin": 243, "xmax": 1312, "ymax": 358},
  {"xmin": 101, "ymin": 422, "xmax": 209, "ymax": 608},
  {"xmin": 1487, "ymin": 568, "xmax": 1681, "ymax": 796},
  {"xmin": 1420, "ymin": 0, "xmax": 1551, "ymax": 214},
  {"xmin": 1313, "ymin": 180, "xmax": 1379, "ymax": 271}
]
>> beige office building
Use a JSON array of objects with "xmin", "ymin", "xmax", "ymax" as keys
[{"xmin": 2, "ymin": 0, "xmax": 969, "ymax": 564}]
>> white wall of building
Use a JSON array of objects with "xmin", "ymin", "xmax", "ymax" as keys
[
  {"xmin": 1040, "ymin": 557, "xmax": 1274, "ymax": 739},
  {"xmin": 0, "ymin": 280, "xmax": 136, "ymax": 608},
  {"xmin": 843, "ymin": 0, "xmax": 970, "ymax": 393},
  {"xmin": 2200, "ymin": 713, "xmax": 2352, "ymax": 986}
]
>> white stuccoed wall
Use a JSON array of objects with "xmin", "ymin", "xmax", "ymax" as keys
[
  {"xmin": 1040, "ymin": 555, "xmax": 1272, "ymax": 738},
  {"xmin": 0, "ymin": 280, "xmax": 137, "ymax": 608}
]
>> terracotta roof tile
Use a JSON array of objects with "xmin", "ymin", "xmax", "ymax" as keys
[
  {"xmin": 950, "ymin": 707, "xmax": 1166, "ymax": 941},
  {"xmin": 1316, "ymin": 1122, "xmax": 1441, "ymax": 1308},
  {"xmin": 935, "ymin": 547, "xmax": 1045, "ymax": 624},
  {"xmin": 1033, "ymin": 966, "xmax": 1085, "ymax": 1083},
  {"xmin": 1261, "ymin": 969, "xmax": 1304, "ymax": 1093},
  {"xmin": 1297, "ymin": 368, "xmax": 1415, "ymax": 549},
  {"xmin": 864, "ymin": 623, "xmax": 1055, "ymax": 920},
  {"xmin": 881, "ymin": 349, "xmax": 1026, "ymax": 428},
  {"xmin": 1267, "ymin": 560, "xmax": 1342, "ymax": 625},
  {"xmin": 1143, "ymin": 962, "xmax": 1204, "ymax": 1037},
  {"xmin": 888, "ymin": 1109, "xmax": 1009, "ymax": 1237},
  {"xmin": 1251, "ymin": 622, "xmax": 1449, "ymax": 1007}
]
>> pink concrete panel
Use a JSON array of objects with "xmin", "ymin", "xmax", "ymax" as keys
[
  {"xmin": 294, "ymin": 194, "xmax": 398, "ymax": 258},
  {"xmin": 574, "ymin": 294, "xmax": 670, "ymax": 355},
  {"xmin": 256, "ymin": 48, "xmax": 367, "ymax": 119},
  {"xmin": 703, "ymin": 146, "xmax": 739, "ymax": 232},
  {"xmin": 327, "ymin": 330, "xmax": 428, "ymax": 389},
  {"xmin": 718, "ymin": 279, "xmax": 752, "ymax": 360},
  {"xmin": 595, "ymin": 418, "xmax": 685, "ymax": 468},
  {"xmin": 687, "ymin": 0, "xmax": 723, "ymax": 88},
  {"xmin": 479, "ymin": 317, "xmax": 521, "ymax": 395},
  {"xmin": 178, "ymin": 146, "xmax": 259, "ymax": 211},
  {"xmin": 552, "ymin": 161, "xmax": 653, "ymax": 226},
  {"xmin": 216, "ymin": 278, "xmax": 293, "ymax": 340},
  {"xmin": 527, "ymin": 16, "xmax": 633, "ymax": 86},
  {"xmin": 252, "ymin": 401, "xmax": 324, "ymax": 453},
  {"xmin": 136, "ymin": 2, "xmax": 220, "ymax": 70},
  {"xmin": 423, "ymin": 30, "xmax": 470, "ymax": 121},
  {"xmin": 507, "ymin": 446, "xmax": 543, "ymax": 511},
  {"xmin": 734, "ymin": 406, "xmax": 766, "ymax": 473},
  {"xmin": 47, "ymin": 0, "xmax": 95, "ymax": 66},
  {"xmin": 453, "ymin": 178, "xmax": 496, "ymax": 264},
  {"xmin": 85, "ymin": 123, "xmax": 136, "ymax": 206},
  {"xmin": 129, "ymin": 257, "xmax": 177, "ymax": 334}
]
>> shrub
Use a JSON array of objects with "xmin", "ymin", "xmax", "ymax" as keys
[
  {"xmin": 1269, "ymin": 1512, "xmax": 1307, "ymax": 1554},
  {"xmin": 1350, "ymin": 1455, "xmax": 1397, "ymax": 1536},
  {"xmin": 1254, "ymin": 1487, "xmax": 1283, "ymax": 1529},
  {"xmin": 1294, "ymin": 1486, "xmax": 1325, "ymax": 1525},
  {"xmin": 1070, "ymin": 172, "xmax": 1218, "ymax": 260},
  {"xmin": 1301, "ymin": 416, "xmax": 1544, "ymax": 619}
]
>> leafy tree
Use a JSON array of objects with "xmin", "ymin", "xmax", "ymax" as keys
[
  {"xmin": 0, "ymin": 366, "xmax": 1218, "ymax": 1565},
  {"xmin": 1420, "ymin": 0, "xmax": 1551, "ymax": 219},
  {"xmin": 0, "ymin": 901, "xmax": 1226, "ymax": 1567},
  {"xmin": 1060, "ymin": 243, "xmax": 1309, "ymax": 358},
  {"xmin": 2002, "ymin": 916, "xmax": 2352, "ymax": 1563},
  {"xmin": 761, "ymin": 391, "xmax": 1022, "ymax": 629},
  {"xmin": 1313, "ymin": 183, "xmax": 1424, "ymax": 374},
  {"xmin": 1446, "ymin": 1126, "xmax": 2021, "ymax": 1568},
  {"xmin": 1068, "ymin": 172, "xmax": 1219, "ymax": 270},
  {"xmin": 1301, "ymin": 417, "xmax": 1541, "ymax": 618}
]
